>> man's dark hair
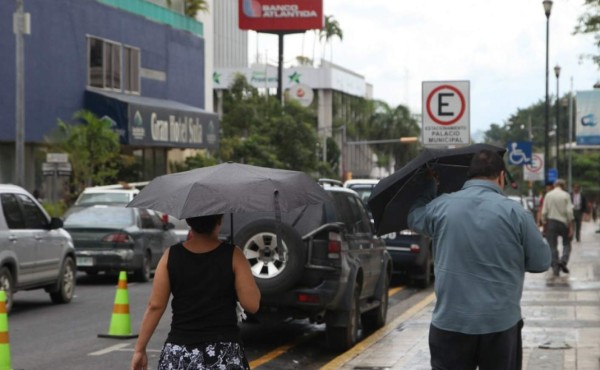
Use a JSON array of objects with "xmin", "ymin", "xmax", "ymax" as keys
[
  {"xmin": 186, "ymin": 214, "xmax": 223, "ymax": 234},
  {"xmin": 466, "ymin": 149, "xmax": 505, "ymax": 180}
]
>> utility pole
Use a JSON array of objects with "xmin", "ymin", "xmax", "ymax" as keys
[{"xmin": 14, "ymin": 0, "xmax": 30, "ymax": 186}]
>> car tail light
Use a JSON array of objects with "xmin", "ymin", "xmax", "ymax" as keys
[
  {"xmin": 327, "ymin": 232, "xmax": 342, "ymax": 259},
  {"xmin": 410, "ymin": 244, "xmax": 420, "ymax": 253},
  {"xmin": 161, "ymin": 214, "xmax": 169, "ymax": 223},
  {"xmin": 297, "ymin": 293, "xmax": 320, "ymax": 304},
  {"xmin": 102, "ymin": 233, "xmax": 133, "ymax": 244}
]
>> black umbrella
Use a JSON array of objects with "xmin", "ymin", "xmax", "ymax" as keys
[
  {"xmin": 368, "ymin": 144, "xmax": 507, "ymax": 236},
  {"xmin": 127, "ymin": 162, "xmax": 330, "ymax": 219},
  {"xmin": 127, "ymin": 163, "xmax": 332, "ymax": 258}
]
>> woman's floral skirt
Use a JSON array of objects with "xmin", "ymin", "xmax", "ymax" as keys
[{"xmin": 158, "ymin": 342, "xmax": 250, "ymax": 370}]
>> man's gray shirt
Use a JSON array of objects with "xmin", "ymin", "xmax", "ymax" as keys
[{"xmin": 408, "ymin": 179, "xmax": 551, "ymax": 334}]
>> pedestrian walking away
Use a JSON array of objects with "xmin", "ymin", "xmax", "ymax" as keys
[
  {"xmin": 570, "ymin": 183, "xmax": 587, "ymax": 242},
  {"xmin": 541, "ymin": 178, "xmax": 575, "ymax": 281},
  {"xmin": 408, "ymin": 149, "xmax": 551, "ymax": 370},
  {"xmin": 130, "ymin": 214, "xmax": 261, "ymax": 370}
]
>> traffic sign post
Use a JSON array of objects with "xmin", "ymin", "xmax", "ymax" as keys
[
  {"xmin": 523, "ymin": 153, "xmax": 544, "ymax": 182},
  {"xmin": 42, "ymin": 153, "xmax": 71, "ymax": 206},
  {"xmin": 421, "ymin": 81, "xmax": 470, "ymax": 146}
]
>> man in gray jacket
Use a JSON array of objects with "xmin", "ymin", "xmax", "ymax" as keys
[{"xmin": 408, "ymin": 149, "xmax": 551, "ymax": 370}]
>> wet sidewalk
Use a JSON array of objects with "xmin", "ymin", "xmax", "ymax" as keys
[{"xmin": 323, "ymin": 221, "xmax": 600, "ymax": 370}]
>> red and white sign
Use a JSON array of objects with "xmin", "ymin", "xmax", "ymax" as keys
[
  {"xmin": 421, "ymin": 81, "xmax": 470, "ymax": 146},
  {"xmin": 523, "ymin": 152, "xmax": 545, "ymax": 181},
  {"xmin": 239, "ymin": 0, "xmax": 323, "ymax": 32}
]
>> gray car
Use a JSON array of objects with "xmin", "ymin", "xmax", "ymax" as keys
[
  {"xmin": 0, "ymin": 184, "xmax": 76, "ymax": 313},
  {"xmin": 63, "ymin": 205, "xmax": 178, "ymax": 282}
]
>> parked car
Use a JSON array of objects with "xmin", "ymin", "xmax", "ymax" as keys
[
  {"xmin": 167, "ymin": 215, "xmax": 190, "ymax": 242},
  {"xmin": 62, "ymin": 205, "xmax": 178, "ymax": 282},
  {"xmin": 344, "ymin": 179, "xmax": 434, "ymax": 288},
  {"xmin": 0, "ymin": 184, "xmax": 76, "ymax": 313},
  {"xmin": 225, "ymin": 178, "xmax": 392, "ymax": 351}
]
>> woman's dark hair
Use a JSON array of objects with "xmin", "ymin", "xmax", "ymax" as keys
[
  {"xmin": 466, "ymin": 149, "xmax": 505, "ymax": 179},
  {"xmin": 185, "ymin": 214, "xmax": 223, "ymax": 235}
]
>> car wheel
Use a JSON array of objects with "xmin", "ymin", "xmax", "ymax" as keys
[
  {"xmin": 134, "ymin": 251, "xmax": 151, "ymax": 282},
  {"xmin": 50, "ymin": 257, "xmax": 76, "ymax": 304},
  {"xmin": 326, "ymin": 285, "xmax": 362, "ymax": 351},
  {"xmin": 0, "ymin": 267, "xmax": 14, "ymax": 314},
  {"xmin": 363, "ymin": 272, "xmax": 389, "ymax": 331},
  {"xmin": 235, "ymin": 220, "xmax": 304, "ymax": 295}
]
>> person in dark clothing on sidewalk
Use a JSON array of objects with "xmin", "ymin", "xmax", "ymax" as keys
[
  {"xmin": 570, "ymin": 183, "xmax": 587, "ymax": 242},
  {"xmin": 130, "ymin": 214, "xmax": 261, "ymax": 370},
  {"xmin": 408, "ymin": 149, "xmax": 551, "ymax": 370},
  {"xmin": 542, "ymin": 179, "xmax": 575, "ymax": 281}
]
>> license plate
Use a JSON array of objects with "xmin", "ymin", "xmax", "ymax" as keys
[{"xmin": 77, "ymin": 257, "xmax": 94, "ymax": 267}]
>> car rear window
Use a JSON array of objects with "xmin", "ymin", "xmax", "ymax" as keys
[
  {"xmin": 76, "ymin": 192, "xmax": 131, "ymax": 205},
  {"xmin": 347, "ymin": 184, "xmax": 375, "ymax": 204},
  {"xmin": 63, "ymin": 207, "xmax": 135, "ymax": 228}
]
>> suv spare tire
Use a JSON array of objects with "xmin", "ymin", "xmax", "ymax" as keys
[{"xmin": 235, "ymin": 220, "xmax": 305, "ymax": 295}]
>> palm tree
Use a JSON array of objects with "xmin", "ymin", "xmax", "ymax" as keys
[
  {"xmin": 319, "ymin": 15, "xmax": 343, "ymax": 62},
  {"xmin": 166, "ymin": 0, "xmax": 208, "ymax": 17},
  {"xmin": 184, "ymin": 0, "xmax": 208, "ymax": 17}
]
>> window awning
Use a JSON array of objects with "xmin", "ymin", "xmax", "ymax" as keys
[{"xmin": 85, "ymin": 89, "xmax": 219, "ymax": 149}]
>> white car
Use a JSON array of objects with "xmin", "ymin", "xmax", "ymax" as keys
[
  {"xmin": 73, "ymin": 185, "xmax": 142, "ymax": 206},
  {"xmin": 0, "ymin": 184, "xmax": 76, "ymax": 312}
]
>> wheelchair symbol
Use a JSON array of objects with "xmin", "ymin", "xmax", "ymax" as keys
[{"xmin": 509, "ymin": 142, "xmax": 530, "ymax": 165}]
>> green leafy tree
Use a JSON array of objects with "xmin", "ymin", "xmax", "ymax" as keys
[
  {"xmin": 47, "ymin": 110, "xmax": 121, "ymax": 198},
  {"xmin": 219, "ymin": 74, "xmax": 326, "ymax": 174},
  {"xmin": 167, "ymin": 0, "xmax": 208, "ymax": 17},
  {"xmin": 170, "ymin": 151, "xmax": 218, "ymax": 172},
  {"xmin": 366, "ymin": 101, "xmax": 421, "ymax": 171},
  {"xmin": 320, "ymin": 15, "xmax": 343, "ymax": 61},
  {"xmin": 574, "ymin": 0, "xmax": 600, "ymax": 67}
]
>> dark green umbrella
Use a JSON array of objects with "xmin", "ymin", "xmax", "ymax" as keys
[{"xmin": 368, "ymin": 144, "xmax": 507, "ymax": 236}]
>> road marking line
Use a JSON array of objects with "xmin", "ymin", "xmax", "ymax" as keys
[
  {"xmin": 88, "ymin": 343, "xmax": 162, "ymax": 356},
  {"xmin": 250, "ymin": 286, "xmax": 406, "ymax": 367},
  {"xmin": 250, "ymin": 331, "xmax": 318, "ymax": 368},
  {"xmin": 388, "ymin": 286, "xmax": 404, "ymax": 297},
  {"xmin": 320, "ymin": 292, "xmax": 436, "ymax": 370},
  {"xmin": 88, "ymin": 343, "xmax": 131, "ymax": 356}
]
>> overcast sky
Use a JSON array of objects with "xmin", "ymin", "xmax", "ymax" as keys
[{"xmin": 248, "ymin": 0, "xmax": 600, "ymax": 137}]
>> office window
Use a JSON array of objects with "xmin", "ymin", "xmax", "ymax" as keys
[
  {"xmin": 124, "ymin": 46, "xmax": 140, "ymax": 94},
  {"xmin": 89, "ymin": 38, "xmax": 104, "ymax": 88},
  {"xmin": 88, "ymin": 36, "xmax": 140, "ymax": 94}
]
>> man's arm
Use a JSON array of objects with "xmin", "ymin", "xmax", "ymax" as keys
[{"xmin": 407, "ymin": 174, "xmax": 437, "ymax": 236}]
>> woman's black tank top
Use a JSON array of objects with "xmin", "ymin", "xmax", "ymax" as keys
[{"xmin": 166, "ymin": 242, "xmax": 240, "ymax": 344}]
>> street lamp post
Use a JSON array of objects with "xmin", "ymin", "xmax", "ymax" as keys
[
  {"xmin": 543, "ymin": 0, "xmax": 553, "ymax": 185},
  {"xmin": 554, "ymin": 64, "xmax": 561, "ymax": 172}
]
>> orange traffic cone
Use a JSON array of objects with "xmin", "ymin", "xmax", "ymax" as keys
[
  {"xmin": 0, "ymin": 291, "xmax": 11, "ymax": 370},
  {"xmin": 98, "ymin": 271, "xmax": 138, "ymax": 339}
]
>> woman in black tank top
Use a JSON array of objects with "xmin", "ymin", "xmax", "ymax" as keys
[{"xmin": 130, "ymin": 214, "xmax": 261, "ymax": 370}]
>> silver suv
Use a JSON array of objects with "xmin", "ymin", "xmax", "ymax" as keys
[{"xmin": 0, "ymin": 184, "xmax": 76, "ymax": 313}]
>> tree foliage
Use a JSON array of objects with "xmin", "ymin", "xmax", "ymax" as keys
[
  {"xmin": 481, "ymin": 94, "xmax": 600, "ymax": 196},
  {"xmin": 218, "ymin": 74, "xmax": 325, "ymax": 173},
  {"xmin": 574, "ymin": 0, "xmax": 600, "ymax": 68},
  {"xmin": 47, "ymin": 110, "xmax": 121, "ymax": 195},
  {"xmin": 320, "ymin": 15, "xmax": 343, "ymax": 61},
  {"xmin": 366, "ymin": 100, "xmax": 421, "ymax": 171}
]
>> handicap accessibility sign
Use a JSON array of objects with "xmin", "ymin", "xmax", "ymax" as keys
[{"xmin": 506, "ymin": 141, "xmax": 532, "ymax": 165}]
